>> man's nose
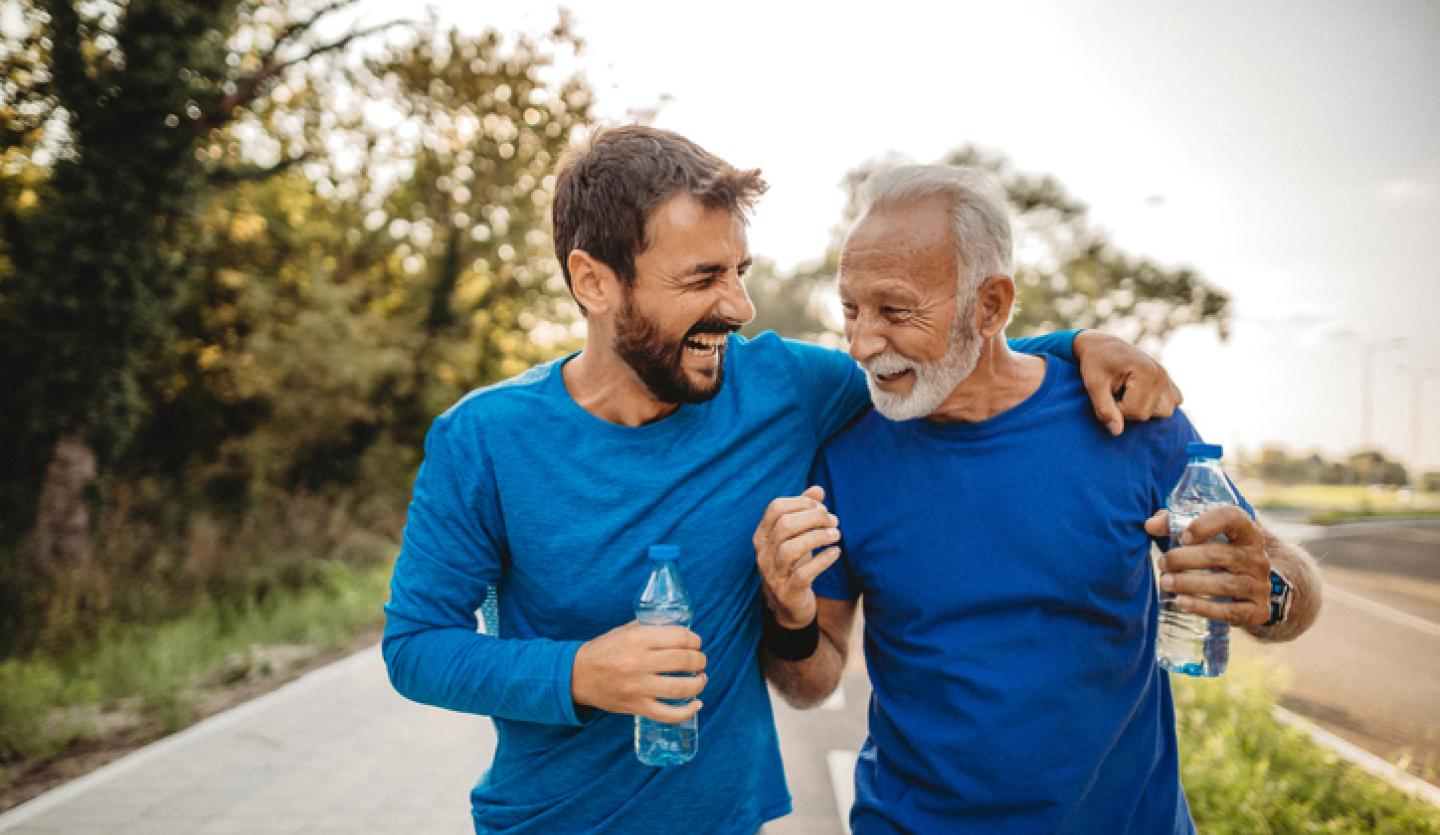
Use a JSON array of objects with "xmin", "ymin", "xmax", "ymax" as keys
[
  {"xmin": 715, "ymin": 270, "xmax": 756, "ymax": 326},
  {"xmin": 847, "ymin": 315, "xmax": 887, "ymax": 363}
]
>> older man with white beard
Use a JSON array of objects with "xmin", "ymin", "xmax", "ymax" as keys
[{"xmin": 753, "ymin": 165, "xmax": 1322, "ymax": 834}]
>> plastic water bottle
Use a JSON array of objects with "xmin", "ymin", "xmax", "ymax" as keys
[
  {"xmin": 634, "ymin": 544, "xmax": 698, "ymax": 766},
  {"xmin": 1156, "ymin": 442, "xmax": 1240, "ymax": 678}
]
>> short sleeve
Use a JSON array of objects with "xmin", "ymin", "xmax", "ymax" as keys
[{"xmin": 1007, "ymin": 330, "xmax": 1078, "ymax": 363}]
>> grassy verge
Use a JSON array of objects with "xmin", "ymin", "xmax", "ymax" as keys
[
  {"xmin": 1305, "ymin": 508, "xmax": 1440, "ymax": 526},
  {"xmin": 1246, "ymin": 483, "xmax": 1440, "ymax": 514},
  {"xmin": 1176, "ymin": 660, "xmax": 1440, "ymax": 833},
  {"xmin": 5, "ymin": 564, "xmax": 1439, "ymax": 830},
  {"xmin": 0, "ymin": 558, "xmax": 393, "ymax": 787}
]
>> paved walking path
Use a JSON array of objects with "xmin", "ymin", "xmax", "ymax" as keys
[
  {"xmin": 0, "ymin": 648, "xmax": 847, "ymax": 835},
  {"xmin": 0, "ymin": 649, "xmax": 491, "ymax": 834}
]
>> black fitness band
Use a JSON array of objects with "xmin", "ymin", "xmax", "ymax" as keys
[{"xmin": 761, "ymin": 604, "xmax": 820, "ymax": 661}]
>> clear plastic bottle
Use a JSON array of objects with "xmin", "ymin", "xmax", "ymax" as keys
[
  {"xmin": 634, "ymin": 544, "xmax": 698, "ymax": 766},
  {"xmin": 1156, "ymin": 442, "xmax": 1239, "ymax": 678}
]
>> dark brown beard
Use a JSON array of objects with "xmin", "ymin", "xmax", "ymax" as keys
[{"xmin": 613, "ymin": 292, "xmax": 731, "ymax": 404}]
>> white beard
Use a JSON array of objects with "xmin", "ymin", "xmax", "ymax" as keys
[{"xmin": 862, "ymin": 297, "xmax": 983, "ymax": 422}]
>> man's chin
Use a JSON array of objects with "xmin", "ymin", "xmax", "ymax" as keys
[
  {"xmin": 646, "ymin": 364, "xmax": 725, "ymax": 405},
  {"xmin": 680, "ymin": 370, "xmax": 724, "ymax": 403},
  {"xmin": 868, "ymin": 383, "xmax": 936, "ymax": 422}
]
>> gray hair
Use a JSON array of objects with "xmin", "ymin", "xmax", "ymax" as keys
[{"xmin": 855, "ymin": 164, "xmax": 1014, "ymax": 297}]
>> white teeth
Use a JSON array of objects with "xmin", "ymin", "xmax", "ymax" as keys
[{"xmin": 684, "ymin": 333, "xmax": 726, "ymax": 355}]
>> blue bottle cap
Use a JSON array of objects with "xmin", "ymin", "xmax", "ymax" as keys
[
  {"xmin": 648, "ymin": 544, "xmax": 679, "ymax": 561},
  {"xmin": 1186, "ymin": 442, "xmax": 1223, "ymax": 459}
]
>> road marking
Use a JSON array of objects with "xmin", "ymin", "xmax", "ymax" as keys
[
  {"xmin": 826, "ymin": 749, "xmax": 858, "ymax": 834},
  {"xmin": 1327, "ymin": 584, "xmax": 1440, "ymax": 639},
  {"xmin": 1274, "ymin": 707, "xmax": 1440, "ymax": 807}
]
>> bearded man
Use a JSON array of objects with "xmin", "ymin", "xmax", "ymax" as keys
[
  {"xmin": 382, "ymin": 128, "xmax": 1182, "ymax": 834},
  {"xmin": 755, "ymin": 164, "xmax": 1321, "ymax": 834}
]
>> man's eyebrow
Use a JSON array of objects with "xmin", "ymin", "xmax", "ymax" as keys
[{"xmin": 683, "ymin": 257, "xmax": 751, "ymax": 276}]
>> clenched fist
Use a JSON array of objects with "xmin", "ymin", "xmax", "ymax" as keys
[{"xmin": 753, "ymin": 485, "xmax": 844, "ymax": 629}]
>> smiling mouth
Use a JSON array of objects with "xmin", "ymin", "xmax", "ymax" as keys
[
  {"xmin": 684, "ymin": 332, "xmax": 727, "ymax": 357},
  {"xmin": 874, "ymin": 369, "xmax": 912, "ymax": 384}
]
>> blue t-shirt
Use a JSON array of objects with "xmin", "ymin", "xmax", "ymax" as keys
[
  {"xmin": 812, "ymin": 357, "xmax": 1249, "ymax": 835},
  {"xmin": 383, "ymin": 330, "xmax": 1076, "ymax": 834}
]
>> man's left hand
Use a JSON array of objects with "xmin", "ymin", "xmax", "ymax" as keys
[
  {"xmin": 1074, "ymin": 331, "xmax": 1183, "ymax": 436},
  {"xmin": 1144, "ymin": 508, "xmax": 1273, "ymax": 627}
]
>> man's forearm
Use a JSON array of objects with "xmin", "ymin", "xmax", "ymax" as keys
[
  {"xmin": 761, "ymin": 635, "xmax": 846, "ymax": 709},
  {"xmin": 1246, "ymin": 531, "xmax": 1323, "ymax": 643},
  {"xmin": 382, "ymin": 618, "xmax": 587, "ymax": 725}
]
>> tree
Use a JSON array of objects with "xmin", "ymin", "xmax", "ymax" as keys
[
  {"xmin": 741, "ymin": 256, "xmax": 839, "ymax": 346},
  {"xmin": 0, "ymin": 0, "xmax": 403, "ymax": 652},
  {"xmin": 1236, "ymin": 445, "xmax": 1410, "ymax": 486},
  {"xmin": 123, "ymin": 20, "xmax": 593, "ymax": 499},
  {"xmin": 745, "ymin": 146, "xmax": 1232, "ymax": 348}
]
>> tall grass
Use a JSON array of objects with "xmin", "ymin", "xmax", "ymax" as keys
[
  {"xmin": 0, "ymin": 559, "xmax": 393, "ymax": 781},
  {"xmin": 1176, "ymin": 660, "xmax": 1440, "ymax": 833}
]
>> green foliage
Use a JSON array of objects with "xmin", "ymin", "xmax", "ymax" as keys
[
  {"xmin": 1238, "ymin": 446, "xmax": 1411, "ymax": 487},
  {"xmin": 1306, "ymin": 508, "xmax": 1440, "ymax": 526},
  {"xmin": 124, "ymin": 21, "xmax": 592, "ymax": 497},
  {"xmin": 1, "ymin": 0, "xmax": 238, "ymax": 485},
  {"xmin": 749, "ymin": 146, "xmax": 1232, "ymax": 347},
  {"xmin": 742, "ymin": 255, "xmax": 840, "ymax": 344},
  {"xmin": 0, "ymin": 557, "xmax": 394, "ymax": 776},
  {"xmin": 0, "ymin": 473, "xmax": 401, "ymax": 659},
  {"xmin": 1174, "ymin": 661, "xmax": 1440, "ymax": 833},
  {"xmin": 1, "ymin": 3, "xmax": 592, "ymax": 657}
]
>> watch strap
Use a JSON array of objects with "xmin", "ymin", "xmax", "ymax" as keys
[{"xmin": 1264, "ymin": 569, "xmax": 1291, "ymax": 627}]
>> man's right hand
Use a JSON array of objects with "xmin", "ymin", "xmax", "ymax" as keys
[
  {"xmin": 754, "ymin": 485, "xmax": 843, "ymax": 629},
  {"xmin": 570, "ymin": 621, "xmax": 707, "ymax": 722}
]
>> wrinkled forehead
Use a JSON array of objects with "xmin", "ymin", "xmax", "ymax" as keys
[{"xmin": 839, "ymin": 206, "xmax": 958, "ymax": 298}]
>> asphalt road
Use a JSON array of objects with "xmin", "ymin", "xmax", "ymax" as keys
[{"xmin": 1247, "ymin": 516, "xmax": 1440, "ymax": 781}]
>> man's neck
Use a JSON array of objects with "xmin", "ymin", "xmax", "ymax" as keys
[
  {"xmin": 562, "ymin": 344, "xmax": 679, "ymax": 427},
  {"xmin": 927, "ymin": 335, "xmax": 1046, "ymax": 424}
]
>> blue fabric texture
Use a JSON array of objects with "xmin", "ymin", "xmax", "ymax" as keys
[
  {"xmin": 812, "ymin": 357, "xmax": 1249, "ymax": 835},
  {"xmin": 382, "ymin": 330, "xmax": 1077, "ymax": 834}
]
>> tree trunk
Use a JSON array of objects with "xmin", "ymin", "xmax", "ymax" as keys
[{"xmin": 33, "ymin": 428, "xmax": 97, "ymax": 578}]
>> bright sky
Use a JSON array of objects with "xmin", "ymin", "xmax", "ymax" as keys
[{"xmin": 370, "ymin": 0, "xmax": 1440, "ymax": 471}]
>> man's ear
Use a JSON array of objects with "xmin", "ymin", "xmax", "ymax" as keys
[
  {"xmin": 568, "ymin": 249, "xmax": 620, "ymax": 316},
  {"xmin": 975, "ymin": 275, "xmax": 1016, "ymax": 338}
]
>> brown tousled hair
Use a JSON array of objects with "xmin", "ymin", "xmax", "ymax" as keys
[{"xmin": 552, "ymin": 125, "xmax": 767, "ymax": 311}]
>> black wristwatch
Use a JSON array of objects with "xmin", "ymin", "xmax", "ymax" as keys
[{"xmin": 1264, "ymin": 569, "xmax": 1293, "ymax": 627}]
